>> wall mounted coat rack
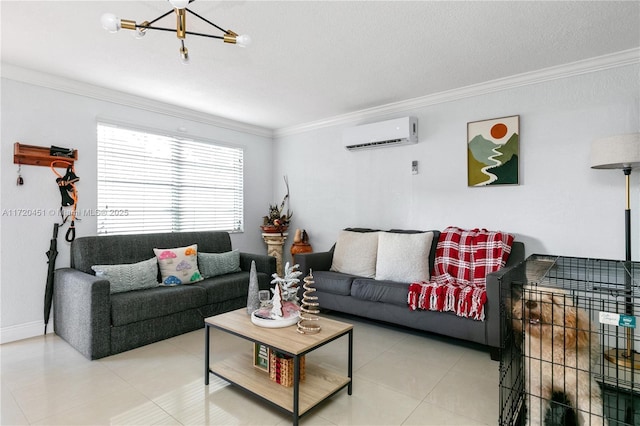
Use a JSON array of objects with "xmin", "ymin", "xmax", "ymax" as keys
[{"xmin": 14, "ymin": 142, "xmax": 78, "ymax": 167}]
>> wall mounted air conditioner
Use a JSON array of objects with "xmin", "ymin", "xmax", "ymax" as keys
[{"xmin": 343, "ymin": 116, "xmax": 418, "ymax": 151}]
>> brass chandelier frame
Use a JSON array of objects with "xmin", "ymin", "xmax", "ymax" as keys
[{"xmin": 101, "ymin": 0, "xmax": 250, "ymax": 63}]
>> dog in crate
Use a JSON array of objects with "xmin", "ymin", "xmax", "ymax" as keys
[{"xmin": 512, "ymin": 285, "xmax": 608, "ymax": 425}]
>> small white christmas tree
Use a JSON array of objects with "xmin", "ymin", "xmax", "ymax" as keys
[
  {"xmin": 271, "ymin": 262, "xmax": 302, "ymax": 303},
  {"xmin": 271, "ymin": 283, "xmax": 284, "ymax": 317}
]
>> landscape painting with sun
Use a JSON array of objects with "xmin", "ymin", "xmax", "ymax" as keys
[{"xmin": 467, "ymin": 115, "xmax": 519, "ymax": 187}]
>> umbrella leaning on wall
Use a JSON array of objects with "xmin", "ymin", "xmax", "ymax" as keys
[{"xmin": 43, "ymin": 223, "xmax": 59, "ymax": 335}]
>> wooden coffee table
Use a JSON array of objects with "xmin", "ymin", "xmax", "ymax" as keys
[{"xmin": 204, "ymin": 308, "xmax": 353, "ymax": 425}]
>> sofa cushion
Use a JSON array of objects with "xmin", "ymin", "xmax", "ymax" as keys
[
  {"xmin": 70, "ymin": 231, "xmax": 234, "ymax": 275},
  {"xmin": 330, "ymin": 230, "xmax": 379, "ymax": 278},
  {"xmin": 154, "ymin": 244, "xmax": 204, "ymax": 285},
  {"xmin": 313, "ymin": 271, "xmax": 357, "ymax": 296},
  {"xmin": 375, "ymin": 231, "xmax": 434, "ymax": 282},
  {"xmin": 198, "ymin": 250, "xmax": 241, "ymax": 278},
  {"xmin": 193, "ymin": 272, "xmax": 253, "ymax": 304},
  {"xmin": 91, "ymin": 257, "xmax": 159, "ymax": 294},
  {"xmin": 351, "ymin": 278, "xmax": 409, "ymax": 307},
  {"xmin": 111, "ymin": 285, "xmax": 207, "ymax": 326}
]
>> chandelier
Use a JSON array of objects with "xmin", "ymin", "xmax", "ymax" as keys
[{"xmin": 100, "ymin": 0, "xmax": 251, "ymax": 64}]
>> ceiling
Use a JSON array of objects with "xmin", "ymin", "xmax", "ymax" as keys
[{"xmin": 2, "ymin": 1, "xmax": 639, "ymax": 131}]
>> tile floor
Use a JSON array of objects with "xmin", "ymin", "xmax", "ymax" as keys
[{"xmin": 1, "ymin": 313, "xmax": 499, "ymax": 425}]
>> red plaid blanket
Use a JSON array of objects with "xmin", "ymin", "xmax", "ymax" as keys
[{"xmin": 407, "ymin": 226, "xmax": 514, "ymax": 320}]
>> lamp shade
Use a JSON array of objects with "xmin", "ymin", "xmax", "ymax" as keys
[{"xmin": 591, "ymin": 133, "xmax": 640, "ymax": 169}]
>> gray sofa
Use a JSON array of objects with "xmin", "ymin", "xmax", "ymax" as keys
[
  {"xmin": 54, "ymin": 231, "xmax": 275, "ymax": 359},
  {"xmin": 296, "ymin": 229, "xmax": 525, "ymax": 360}
]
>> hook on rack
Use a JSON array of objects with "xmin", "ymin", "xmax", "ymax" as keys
[{"xmin": 16, "ymin": 164, "xmax": 24, "ymax": 186}]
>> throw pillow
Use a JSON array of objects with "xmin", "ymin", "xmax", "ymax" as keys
[
  {"xmin": 375, "ymin": 231, "xmax": 434, "ymax": 282},
  {"xmin": 330, "ymin": 230, "xmax": 379, "ymax": 278},
  {"xmin": 91, "ymin": 257, "xmax": 159, "ymax": 294},
  {"xmin": 198, "ymin": 250, "xmax": 241, "ymax": 278},
  {"xmin": 153, "ymin": 244, "xmax": 203, "ymax": 286}
]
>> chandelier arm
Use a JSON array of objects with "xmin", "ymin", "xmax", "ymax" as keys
[
  {"xmin": 144, "ymin": 9, "xmax": 175, "ymax": 27},
  {"xmin": 135, "ymin": 24, "xmax": 178, "ymax": 33},
  {"xmin": 135, "ymin": 24, "xmax": 224, "ymax": 40},
  {"xmin": 185, "ymin": 8, "xmax": 228, "ymax": 34},
  {"xmin": 183, "ymin": 30, "xmax": 224, "ymax": 40}
]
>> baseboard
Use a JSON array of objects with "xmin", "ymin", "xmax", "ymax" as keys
[{"xmin": 0, "ymin": 320, "xmax": 54, "ymax": 344}]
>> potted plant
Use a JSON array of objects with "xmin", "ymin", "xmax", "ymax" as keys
[{"xmin": 261, "ymin": 176, "xmax": 293, "ymax": 233}]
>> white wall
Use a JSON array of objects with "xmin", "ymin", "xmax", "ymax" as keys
[
  {"xmin": 0, "ymin": 78, "xmax": 273, "ymax": 342},
  {"xmin": 274, "ymin": 64, "xmax": 640, "ymax": 263},
  {"xmin": 1, "ymin": 62, "xmax": 638, "ymax": 344}
]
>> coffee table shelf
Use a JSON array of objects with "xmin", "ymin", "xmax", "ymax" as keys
[
  {"xmin": 205, "ymin": 309, "xmax": 353, "ymax": 425},
  {"xmin": 210, "ymin": 353, "xmax": 350, "ymax": 415}
]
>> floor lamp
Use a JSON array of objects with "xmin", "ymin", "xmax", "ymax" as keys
[{"xmin": 591, "ymin": 133, "xmax": 640, "ymax": 369}]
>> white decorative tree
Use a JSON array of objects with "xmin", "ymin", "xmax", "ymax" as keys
[
  {"xmin": 271, "ymin": 283, "xmax": 284, "ymax": 317},
  {"xmin": 271, "ymin": 262, "xmax": 302, "ymax": 303}
]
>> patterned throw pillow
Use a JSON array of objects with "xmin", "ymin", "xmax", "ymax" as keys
[
  {"xmin": 198, "ymin": 250, "xmax": 241, "ymax": 278},
  {"xmin": 153, "ymin": 244, "xmax": 204, "ymax": 285},
  {"xmin": 91, "ymin": 257, "xmax": 160, "ymax": 294}
]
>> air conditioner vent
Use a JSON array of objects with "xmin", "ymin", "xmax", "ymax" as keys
[{"xmin": 345, "ymin": 139, "xmax": 406, "ymax": 150}]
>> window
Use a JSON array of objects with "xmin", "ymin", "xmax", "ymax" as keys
[{"xmin": 97, "ymin": 122, "xmax": 243, "ymax": 235}]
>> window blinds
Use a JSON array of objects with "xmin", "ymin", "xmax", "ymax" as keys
[{"xmin": 97, "ymin": 122, "xmax": 243, "ymax": 235}]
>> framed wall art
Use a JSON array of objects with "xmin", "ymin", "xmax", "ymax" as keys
[{"xmin": 467, "ymin": 115, "xmax": 519, "ymax": 187}]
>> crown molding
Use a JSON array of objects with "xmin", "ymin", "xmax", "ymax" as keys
[
  {"xmin": 0, "ymin": 63, "xmax": 274, "ymax": 139},
  {"xmin": 2, "ymin": 48, "xmax": 638, "ymax": 140},
  {"xmin": 274, "ymin": 48, "xmax": 640, "ymax": 138}
]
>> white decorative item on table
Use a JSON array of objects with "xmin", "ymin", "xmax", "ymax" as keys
[
  {"xmin": 271, "ymin": 262, "xmax": 302, "ymax": 303},
  {"xmin": 271, "ymin": 282, "xmax": 284, "ymax": 317},
  {"xmin": 250, "ymin": 302, "xmax": 300, "ymax": 328},
  {"xmin": 246, "ymin": 260, "xmax": 260, "ymax": 314},
  {"xmin": 251, "ymin": 264, "xmax": 303, "ymax": 328}
]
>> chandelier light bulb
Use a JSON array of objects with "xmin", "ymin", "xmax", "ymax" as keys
[
  {"xmin": 236, "ymin": 34, "xmax": 251, "ymax": 47},
  {"xmin": 180, "ymin": 46, "xmax": 190, "ymax": 64},
  {"xmin": 168, "ymin": 0, "xmax": 190, "ymax": 9},
  {"xmin": 100, "ymin": 13, "xmax": 121, "ymax": 32}
]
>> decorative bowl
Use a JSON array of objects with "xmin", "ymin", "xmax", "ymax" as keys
[
  {"xmin": 260, "ymin": 225, "xmax": 289, "ymax": 233},
  {"xmin": 251, "ymin": 310, "xmax": 299, "ymax": 328}
]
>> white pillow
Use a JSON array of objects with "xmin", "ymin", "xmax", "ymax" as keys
[
  {"xmin": 330, "ymin": 231, "xmax": 379, "ymax": 278},
  {"xmin": 375, "ymin": 232, "xmax": 434, "ymax": 282}
]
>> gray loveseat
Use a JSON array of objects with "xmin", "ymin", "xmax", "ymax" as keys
[
  {"xmin": 297, "ymin": 228, "xmax": 525, "ymax": 360},
  {"xmin": 54, "ymin": 231, "xmax": 275, "ymax": 359}
]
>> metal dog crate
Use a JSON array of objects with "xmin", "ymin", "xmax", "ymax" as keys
[{"xmin": 499, "ymin": 254, "xmax": 640, "ymax": 425}]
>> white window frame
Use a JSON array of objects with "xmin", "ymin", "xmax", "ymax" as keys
[{"xmin": 96, "ymin": 121, "xmax": 244, "ymax": 235}]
